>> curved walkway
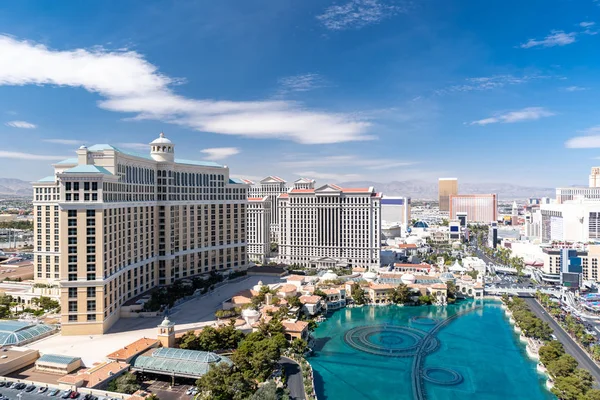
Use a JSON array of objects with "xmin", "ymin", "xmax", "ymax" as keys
[
  {"xmin": 280, "ymin": 357, "xmax": 306, "ymax": 400},
  {"xmin": 410, "ymin": 306, "xmax": 483, "ymax": 400}
]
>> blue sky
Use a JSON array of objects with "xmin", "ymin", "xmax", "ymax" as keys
[{"xmin": 1, "ymin": 0, "xmax": 600, "ymax": 187}]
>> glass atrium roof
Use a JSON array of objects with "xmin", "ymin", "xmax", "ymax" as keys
[
  {"xmin": 132, "ymin": 347, "xmax": 232, "ymax": 378},
  {"xmin": 0, "ymin": 321, "xmax": 57, "ymax": 347}
]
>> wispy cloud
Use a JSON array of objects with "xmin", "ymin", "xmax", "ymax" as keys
[
  {"xmin": 278, "ymin": 73, "xmax": 326, "ymax": 94},
  {"xmin": 470, "ymin": 107, "xmax": 554, "ymax": 126},
  {"xmin": 580, "ymin": 21, "xmax": 595, "ymax": 28},
  {"xmin": 0, "ymin": 151, "xmax": 66, "ymax": 160},
  {"xmin": 5, "ymin": 120, "xmax": 36, "ymax": 129},
  {"xmin": 115, "ymin": 142, "xmax": 149, "ymax": 151},
  {"xmin": 200, "ymin": 147, "xmax": 240, "ymax": 160},
  {"xmin": 43, "ymin": 139, "xmax": 84, "ymax": 145},
  {"xmin": 281, "ymin": 154, "xmax": 414, "ymax": 170},
  {"xmin": 565, "ymin": 126, "xmax": 600, "ymax": 148},
  {"xmin": 316, "ymin": 0, "xmax": 409, "ymax": 30},
  {"xmin": 435, "ymin": 74, "xmax": 548, "ymax": 95},
  {"xmin": 294, "ymin": 170, "xmax": 364, "ymax": 182},
  {"xmin": 520, "ymin": 30, "xmax": 577, "ymax": 48},
  {"xmin": 0, "ymin": 35, "xmax": 373, "ymax": 145},
  {"xmin": 564, "ymin": 86, "xmax": 588, "ymax": 92}
]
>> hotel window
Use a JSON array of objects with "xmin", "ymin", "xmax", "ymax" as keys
[
  {"xmin": 87, "ymin": 300, "xmax": 96, "ymax": 312},
  {"xmin": 87, "ymin": 314, "xmax": 96, "ymax": 322},
  {"xmin": 87, "ymin": 287, "xmax": 96, "ymax": 298},
  {"xmin": 68, "ymin": 315, "xmax": 77, "ymax": 322},
  {"xmin": 68, "ymin": 301, "xmax": 77, "ymax": 312},
  {"xmin": 68, "ymin": 288, "xmax": 77, "ymax": 298}
]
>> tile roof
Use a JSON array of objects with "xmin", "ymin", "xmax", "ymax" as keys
[
  {"xmin": 58, "ymin": 361, "xmax": 130, "ymax": 388},
  {"xmin": 106, "ymin": 337, "xmax": 158, "ymax": 361},
  {"xmin": 278, "ymin": 284, "xmax": 297, "ymax": 293},
  {"xmin": 63, "ymin": 165, "xmax": 113, "ymax": 175},
  {"xmin": 430, "ymin": 283, "xmax": 447, "ymax": 290},
  {"xmin": 279, "ymin": 193, "xmax": 289, "ymax": 199},
  {"xmin": 393, "ymin": 263, "xmax": 431, "ymax": 269},
  {"xmin": 282, "ymin": 320, "xmax": 309, "ymax": 333},
  {"xmin": 321, "ymin": 288, "xmax": 340, "ymax": 295},
  {"xmin": 299, "ymin": 295, "xmax": 321, "ymax": 304},
  {"xmin": 369, "ymin": 283, "xmax": 395, "ymax": 290},
  {"xmin": 286, "ymin": 275, "xmax": 305, "ymax": 282},
  {"xmin": 248, "ymin": 197, "xmax": 267, "ymax": 201},
  {"xmin": 397, "ymin": 244, "xmax": 418, "ymax": 249},
  {"xmin": 55, "ymin": 158, "xmax": 78, "ymax": 165},
  {"xmin": 37, "ymin": 175, "xmax": 56, "ymax": 183}
]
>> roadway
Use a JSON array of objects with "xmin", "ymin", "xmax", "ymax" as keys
[
  {"xmin": 280, "ymin": 357, "xmax": 305, "ymax": 400},
  {"xmin": 524, "ymin": 297, "xmax": 600, "ymax": 384}
]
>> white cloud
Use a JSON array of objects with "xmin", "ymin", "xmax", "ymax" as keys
[
  {"xmin": 200, "ymin": 147, "xmax": 240, "ymax": 160},
  {"xmin": 43, "ymin": 139, "xmax": 84, "ymax": 145},
  {"xmin": 580, "ymin": 21, "xmax": 595, "ymax": 28},
  {"xmin": 0, "ymin": 150, "xmax": 66, "ymax": 160},
  {"xmin": 435, "ymin": 74, "xmax": 548, "ymax": 95},
  {"xmin": 5, "ymin": 120, "xmax": 36, "ymax": 129},
  {"xmin": 281, "ymin": 155, "xmax": 414, "ymax": 170},
  {"xmin": 520, "ymin": 30, "xmax": 577, "ymax": 48},
  {"xmin": 115, "ymin": 142, "xmax": 149, "ymax": 151},
  {"xmin": 470, "ymin": 107, "xmax": 554, "ymax": 125},
  {"xmin": 0, "ymin": 35, "xmax": 373, "ymax": 145},
  {"xmin": 564, "ymin": 86, "xmax": 588, "ymax": 92},
  {"xmin": 294, "ymin": 170, "xmax": 364, "ymax": 182},
  {"xmin": 565, "ymin": 126, "xmax": 600, "ymax": 148},
  {"xmin": 278, "ymin": 73, "xmax": 325, "ymax": 94},
  {"xmin": 316, "ymin": 0, "xmax": 408, "ymax": 30}
]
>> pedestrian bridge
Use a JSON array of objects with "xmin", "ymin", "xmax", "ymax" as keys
[{"xmin": 486, "ymin": 287, "xmax": 562, "ymax": 297}]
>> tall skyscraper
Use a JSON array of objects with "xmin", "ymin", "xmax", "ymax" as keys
[
  {"xmin": 449, "ymin": 194, "xmax": 497, "ymax": 223},
  {"xmin": 32, "ymin": 133, "xmax": 248, "ymax": 335},
  {"xmin": 590, "ymin": 167, "xmax": 600, "ymax": 188},
  {"xmin": 438, "ymin": 178, "xmax": 458, "ymax": 212},
  {"xmin": 246, "ymin": 196, "xmax": 271, "ymax": 264},
  {"xmin": 278, "ymin": 184, "xmax": 381, "ymax": 270}
]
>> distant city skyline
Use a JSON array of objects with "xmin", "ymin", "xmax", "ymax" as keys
[{"xmin": 1, "ymin": 1, "xmax": 600, "ymax": 186}]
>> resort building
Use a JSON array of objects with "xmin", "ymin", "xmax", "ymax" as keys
[
  {"xmin": 247, "ymin": 196, "xmax": 271, "ymax": 264},
  {"xmin": 438, "ymin": 178, "xmax": 458, "ymax": 212},
  {"xmin": 449, "ymin": 194, "xmax": 498, "ymax": 223},
  {"xmin": 32, "ymin": 133, "xmax": 249, "ymax": 335},
  {"xmin": 539, "ymin": 198, "xmax": 600, "ymax": 243},
  {"xmin": 278, "ymin": 184, "xmax": 382, "ymax": 270},
  {"xmin": 247, "ymin": 176, "xmax": 289, "ymax": 242}
]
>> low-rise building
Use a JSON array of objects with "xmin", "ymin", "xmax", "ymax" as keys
[
  {"xmin": 0, "ymin": 347, "xmax": 38, "ymax": 376},
  {"xmin": 106, "ymin": 338, "xmax": 159, "ymax": 363},
  {"xmin": 367, "ymin": 283, "xmax": 395, "ymax": 304},
  {"xmin": 35, "ymin": 354, "xmax": 82, "ymax": 375},
  {"xmin": 281, "ymin": 320, "xmax": 309, "ymax": 341},
  {"xmin": 58, "ymin": 361, "xmax": 130, "ymax": 389},
  {"xmin": 298, "ymin": 295, "xmax": 323, "ymax": 316}
]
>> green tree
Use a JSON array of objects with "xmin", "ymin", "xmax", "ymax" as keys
[
  {"xmin": 290, "ymin": 338, "xmax": 308, "ymax": 355},
  {"xmin": 391, "ymin": 284, "xmax": 412, "ymax": 304},
  {"xmin": 547, "ymin": 354, "xmax": 578, "ymax": 378},
  {"xmin": 146, "ymin": 394, "xmax": 159, "ymax": 400},
  {"xmin": 584, "ymin": 389, "xmax": 600, "ymax": 400},
  {"xmin": 107, "ymin": 372, "xmax": 140, "ymax": 394},
  {"xmin": 539, "ymin": 341, "xmax": 565, "ymax": 366},
  {"xmin": 179, "ymin": 330, "xmax": 199, "ymax": 350},
  {"xmin": 350, "ymin": 283, "xmax": 366, "ymax": 305},
  {"xmin": 551, "ymin": 374, "xmax": 593, "ymax": 400},
  {"xmin": 232, "ymin": 333, "xmax": 286, "ymax": 382},
  {"xmin": 286, "ymin": 295, "xmax": 302, "ymax": 308},
  {"xmin": 196, "ymin": 363, "xmax": 254, "ymax": 400},
  {"xmin": 248, "ymin": 381, "xmax": 290, "ymax": 400},
  {"xmin": 418, "ymin": 295, "xmax": 432, "ymax": 305},
  {"xmin": 197, "ymin": 326, "xmax": 220, "ymax": 351}
]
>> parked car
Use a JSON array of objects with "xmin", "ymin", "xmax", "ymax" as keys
[
  {"xmin": 9, "ymin": 382, "xmax": 19, "ymax": 389},
  {"xmin": 25, "ymin": 385, "xmax": 36, "ymax": 392},
  {"xmin": 16, "ymin": 383, "xmax": 26, "ymax": 390},
  {"xmin": 48, "ymin": 389, "xmax": 60, "ymax": 397},
  {"xmin": 0, "ymin": 381, "xmax": 6, "ymax": 387},
  {"xmin": 38, "ymin": 387, "xmax": 48, "ymax": 394},
  {"xmin": 69, "ymin": 392, "xmax": 80, "ymax": 399},
  {"xmin": 60, "ymin": 390, "xmax": 72, "ymax": 399}
]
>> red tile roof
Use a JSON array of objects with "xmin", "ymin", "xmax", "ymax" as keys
[
  {"xmin": 397, "ymin": 244, "xmax": 418, "ymax": 249},
  {"xmin": 106, "ymin": 338, "xmax": 158, "ymax": 361}
]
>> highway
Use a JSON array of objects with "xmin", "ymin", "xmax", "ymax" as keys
[
  {"xmin": 524, "ymin": 297, "xmax": 600, "ymax": 384},
  {"xmin": 280, "ymin": 357, "xmax": 305, "ymax": 400}
]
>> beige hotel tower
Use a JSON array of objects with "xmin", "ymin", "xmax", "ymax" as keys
[
  {"xmin": 438, "ymin": 178, "xmax": 458, "ymax": 212},
  {"xmin": 33, "ymin": 133, "xmax": 248, "ymax": 335}
]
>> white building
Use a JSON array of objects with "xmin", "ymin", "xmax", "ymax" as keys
[
  {"xmin": 278, "ymin": 184, "xmax": 381, "ymax": 270},
  {"xmin": 539, "ymin": 198, "xmax": 600, "ymax": 243},
  {"xmin": 247, "ymin": 196, "xmax": 271, "ymax": 264},
  {"xmin": 32, "ymin": 133, "xmax": 249, "ymax": 335},
  {"xmin": 247, "ymin": 177, "xmax": 289, "ymax": 242},
  {"xmin": 380, "ymin": 196, "xmax": 411, "ymax": 239}
]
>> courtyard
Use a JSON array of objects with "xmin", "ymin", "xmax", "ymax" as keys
[{"xmin": 25, "ymin": 275, "xmax": 283, "ymax": 366}]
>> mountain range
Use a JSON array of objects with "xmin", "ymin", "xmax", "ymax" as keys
[
  {"xmin": 337, "ymin": 180, "xmax": 557, "ymax": 201},
  {"xmin": 0, "ymin": 177, "xmax": 561, "ymax": 201},
  {"xmin": 0, "ymin": 178, "xmax": 33, "ymax": 197}
]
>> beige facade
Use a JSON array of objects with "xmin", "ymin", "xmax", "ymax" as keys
[
  {"xmin": 278, "ymin": 184, "xmax": 381, "ymax": 270},
  {"xmin": 449, "ymin": 194, "xmax": 498, "ymax": 223},
  {"xmin": 247, "ymin": 196, "xmax": 271, "ymax": 264},
  {"xmin": 438, "ymin": 178, "xmax": 458, "ymax": 212},
  {"xmin": 247, "ymin": 176, "xmax": 289, "ymax": 242},
  {"xmin": 33, "ymin": 133, "xmax": 248, "ymax": 335}
]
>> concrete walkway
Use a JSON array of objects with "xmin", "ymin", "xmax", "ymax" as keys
[{"xmin": 280, "ymin": 357, "xmax": 306, "ymax": 400}]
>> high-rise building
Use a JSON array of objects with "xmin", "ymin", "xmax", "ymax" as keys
[
  {"xmin": 248, "ymin": 177, "xmax": 289, "ymax": 242},
  {"xmin": 449, "ymin": 194, "xmax": 497, "ymax": 223},
  {"xmin": 438, "ymin": 178, "xmax": 458, "ymax": 212},
  {"xmin": 590, "ymin": 167, "xmax": 600, "ymax": 188},
  {"xmin": 540, "ymin": 198, "xmax": 600, "ymax": 243},
  {"xmin": 32, "ymin": 133, "xmax": 248, "ymax": 335},
  {"xmin": 380, "ymin": 196, "xmax": 411, "ymax": 226},
  {"xmin": 278, "ymin": 184, "xmax": 381, "ymax": 270},
  {"xmin": 488, "ymin": 221, "xmax": 498, "ymax": 249},
  {"xmin": 247, "ymin": 196, "xmax": 271, "ymax": 264}
]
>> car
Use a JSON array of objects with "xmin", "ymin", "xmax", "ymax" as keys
[
  {"xmin": 0, "ymin": 382, "xmax": 6, "ymax": 387},
  {"xmin": 60, "ymin": 390, "xmax": 72, "ymax": 399},
  {"xmin": 185, "ymin": 388, "xmax": 194, "ymax": 395},
  {"xmin": 38, "ymin": 387, "xmax": 48, "ymax": 394},
  {"xmin": 70, "ymin": 392, "xmax": 80, "ymax": 399},
  {"xmin": 25, "ymin": 385, "xmax": 36, "ymax": 392},
  {"xmin": 9, "ymin": 382, "xmax": 19, "ymax": 389},
  {"xmin": 48, "ymin": 389, "xmax": 60, "ymax": 397},
  {"xmin": 16, "ymin": 384, "xmax": 26, "ymax": 390},
  {"xmin": 84, "ymin": 395, "xmax": 93, "ymax": 400}
]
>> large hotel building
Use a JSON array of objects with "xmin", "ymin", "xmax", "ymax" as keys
[
  {"xmin": 449, "ymin": 194, "xmax": 498, "ymax": 223},
  {"xmin": 438, "ymin": 178, "xmax": 458, "ymax": 212},
  {"xmin": 32, "ymin": 133, "xmax": 248, "ymax": 335},
  {"xmin": 278, "ymin": 183, "xmax": 381, "ymax": 270}
]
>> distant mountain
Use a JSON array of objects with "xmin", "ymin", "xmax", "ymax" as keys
[
  {"xmin": 0, "ymin": 178, "xmax": 33, "ymax": 197},
  {"xmin": 336, "ymin": 180, "xmax": 555, "ymax": 201}
]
